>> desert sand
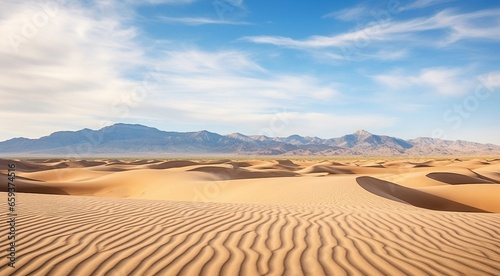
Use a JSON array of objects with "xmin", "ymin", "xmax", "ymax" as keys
[{"xmin": 1, "ymin": 157, "xmax": 499, "ymax": 275}]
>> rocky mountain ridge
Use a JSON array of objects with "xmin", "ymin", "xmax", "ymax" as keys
[{"xmin": 0, "ymin": 123, "xmax": 499, "ymax": 156}]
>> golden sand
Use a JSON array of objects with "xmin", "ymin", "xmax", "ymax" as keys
[{"xmin": 1, "ymin": 158, "xmax": 499, "ymax": 275}]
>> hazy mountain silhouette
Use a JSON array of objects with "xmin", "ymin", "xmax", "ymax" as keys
[{"xmin": 0, "ymin": 123, "xmax": 499, "ymax": 156}]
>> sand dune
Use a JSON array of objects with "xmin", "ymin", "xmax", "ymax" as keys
[{"xmin": 1, "ymin": 158, "xmax": 499, "ymax": 275}]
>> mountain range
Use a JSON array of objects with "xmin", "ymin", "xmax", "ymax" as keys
[{"xmin": 0, "ymin": 123, "xmax": 499, "ymax": 157}]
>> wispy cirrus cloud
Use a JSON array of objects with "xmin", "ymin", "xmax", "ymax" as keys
[
  {"xmin": 159, "ymin": 50, "xmax": 264, "ymax": 73},
  {"xmin": 1, "ymin": 0, "xmax": 373, "ymax": 141},
  {"xmin": 400, "ymin": 0, "xmax": 456, "ymax": 11},
  {"xmin": 217, "ymin": 0, "xmax": 245, "ymax": 9},
  {"xmin": 0, "ymin": 0, "xmax": 355, "ymax": 140},
  {"xmin": 318, "ymin": 49, "xmax": 407, "ymax": 62},
  {"xmin": 2, "ymin": 0, "xmax": 497, "ymax": 144},
  {"xmin": 126, "ymin": 0, "xmax": 198, "ymax": 5},
  {"xmin": 150, "ymin": 49, "xmax": 340, "ymax": 104},
  {"xmin": 322, "ymin": 0, "xmax": 455, "ymax": 22},
  {"xmin": 364, "ymin": 49, "xmax": 408, "ymax": 60},
  {"xmin": 323, "ymin": 4, "xmax": 368, "ymax": 21},
  {"xmin": 243, "ymin": 8, "xmax": 500, "ymax": 49},
  {"xmin": 373, "ymin": 67, "xmax": 474, "ymax": 96},
  {"xmin": 158, "ymin": 16, "xmax": 250, "ymax": 25},
  {"xmin": 126, "ymin": 49, "xmax": 359, "ymax": 137}
]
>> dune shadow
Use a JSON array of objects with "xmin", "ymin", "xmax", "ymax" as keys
[
  {"xmin": 0, "ymin": 159, "xmax": 70, "ymax": 172},
  {"xmin": 13, "ymin": 180, "xmax": 69, "ymax": 196},
  {"xmin": 69, "ymin": 160, "xmax": 107, "ymax": 167},
  {"xmin": 473, "ymin": 172, "xmax": 500, "ymax": 184},
  {"xmin": 413, "ymin": 164, "xmax": 431, "ymax": 168},
  {"xmin": 225, "ymin": 161, "xmax": 254, "ymax": 168},
  {"xmin": 276, "ymin": 159, "xmax": 300, "ymax": 167},
  {"xmin": 426, "ymin": 172, "xmax": 494, "ymax": 185},
  {"xmin": 0, "ymin": 172, "xmax": 44, "ymax": 182},
  {"xmin": 356, "ymin": 176, "xmax": 488, "ymax": 213},
  {"xmin": 148, "ymin": 160, "xmax": 199, "ymax": 169},
  {"xmin": 301, "ymin": 165, "xmax": 354, "ymax": 175},
  {"xmin": 188, "ymin": 166, "xmax": 298, "ymax": 180}
]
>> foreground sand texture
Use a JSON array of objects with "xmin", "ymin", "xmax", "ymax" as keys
[{"xmin": 1, "ymin": 158, "xmax": 500, "ymax": 275}]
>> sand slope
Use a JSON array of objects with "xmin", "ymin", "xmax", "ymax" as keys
[{"xmin": 1, "ymin": 158, "xmax": 499, "ymax": 275}]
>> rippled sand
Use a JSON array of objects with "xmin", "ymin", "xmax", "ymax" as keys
[{"xmin": 1, "ymin": 158, "xmax": 499, "ymax": 275}]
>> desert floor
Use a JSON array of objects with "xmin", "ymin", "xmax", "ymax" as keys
[{"xmin": 1, "ymin": 157, "xmax": 499, "ymax": 275}]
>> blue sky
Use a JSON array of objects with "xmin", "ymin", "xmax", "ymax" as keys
[{"xmin": 1, "ymin": 0, "xmax": 499, "ymax": 144}]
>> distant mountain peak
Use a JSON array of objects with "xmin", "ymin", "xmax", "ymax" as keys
[
  {"xmin": 191, "ymin": 130, "xmax": 221, "ymax": 142},
  {"xmin": 194, "ymin": 130, "xmax": 211, "ymax": 135},
  {"xmin": 354, "ymin": 129, "xmax": 371, "ymax": 136},
  {"xmin": 0, "ymin": 123, "xmax": 499, "ymax": 156}
]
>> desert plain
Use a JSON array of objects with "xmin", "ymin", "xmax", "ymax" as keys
[{"xmin": 1, "ymin": 157, "xmax": 499, "ymax": 275}]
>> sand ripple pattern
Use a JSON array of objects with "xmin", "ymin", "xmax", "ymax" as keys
[
  {"xmin": 1, "ymin": 158, "xmax": 499, "ymax": 275},
  {"xmin": 1, "ymin": 192, "xmax": 499, "ymax": 275}
]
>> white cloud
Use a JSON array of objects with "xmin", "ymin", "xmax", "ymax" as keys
[
  {"xmin": 400, "ymin": 0, "xmax": 455, "ymax": 11},
  {"xmin": 373, "ymin": 74, "xmax": 411, "ymax": 90},
  {"xmin": 147, "ymin": 48, "xmax": 338, "ymax": 98},
  {"xmin": 243, "ymin": 8, "xmax": 500, "ymax": 49},
  {"xmin": 224, "ymin": 0, "xmax": 244, "ymax": 7},
  {"xmin": 126, "ymin": 0, "xmax": 198, "ymax": 5},
  {"xmin": 0, "ymin": 1, "xmax": 146, "ymax": 139},
  {"xmin": 319, "ymin": 49, "xmax": 408, "ymax": 62},
  {"xmin": 159, "ymin": 50, "xmax": 264, "ymax": 73},
  {"xmin": 367, "ymin": 49, "xmax": 408, "ymax": 60},
  {"xmin": 110, "ymin": 48, "xmax": 348, "ymax": 137},
  {"xmin": 373, "ymin": 67, "xmax": 474, "ymax": 96},
  {"xmin": 418, "ymin": 68, "xmax": 466, "ymax": 96},
  {"xmin": 146, "ymin": 50, "xmax": 340, "ymax": 107},
  {"xmin": 159, "ymin": 16, "xmax": 250, "ymax": 25},
  {"xmin": 478, "ymin": 71, "xmax": 500, "ymax": 89},
  {"xmin": 323, "ymin": 5, "xmax": 368, "ymax": 21},
  {"xmin": 319, "ymin": 52, "xmax": 345, "ymax": 61},
  {"xmin": 323, "ymin": 0, "xmax": 456, "ymax": 22},
  {"xmin": 0, "ymin": 1, "xmax": 344, "ymax": 140}
]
